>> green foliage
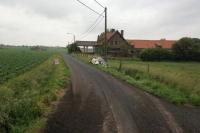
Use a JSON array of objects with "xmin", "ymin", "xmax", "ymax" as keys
[
  {"xmin": 192, "ymin": 38, "xmax": 200, "ymax": 47},
  {"xmin": 189, "ymin": 93, "xmax": 200, "ymax": 106},
  {"xmin": 172, "ymin": 37, "xmax": 200, "ymax": 61},
  {"xmin": 30, "ymin": 46, "xmax": 47, "ymax": 51},
  {"xmin": 120, "ymin": 42, "xmax": 132, "ymax": 57},
  {"xmin": 67, "ymin": 43, "xmax": 81, "ymax": 54},
  {"xmin": 99, "ymin": 43, "xmax": 111, "ymax": 55},
  {"xmin": 0, "ymin": 53, "xmax": 70, "ymax": 133},
  {"xmin": 139, "ymin": 48, "xmax": 171, "ymax": 61},
  {"xmin": 0, "ymin": 51, "xmax": 52, "ymax": 85}
]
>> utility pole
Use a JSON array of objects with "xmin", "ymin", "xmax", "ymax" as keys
[
  {"xmin": 77, "ymin": 0, "xmax": 107, "ymax": 60},
  {"xmin": 74, "ymin": 35, "xmax": 75, "ymax": 53},
  {"xmin": 104, "ymin": 7, "xmax": 107, "ymax": 62}
]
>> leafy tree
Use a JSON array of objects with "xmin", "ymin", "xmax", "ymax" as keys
[
  {"xmin": 192, "ymin": 38, "xmax": 200, "ymax": 49},
  {"xmin": 99, "ymin": 43, "xmax": 111, "ymax": 55},
  {"xmin": 192, "ymin": 38, "xmax": 200, "ymax": 44},
  {"xmin": 67, "ymin": 43, "xmax": 81, "ymax": 54},
  {"xmin": 172, "ymin": 37, "xmax": 199, "ymax": 61},
  {"xmin": 118, "ymin": 42, "xmax": 131, "ymax": 72},
  {"xmin": 120, "ymin": 42, "xmax": 132, "ymax": 57}
]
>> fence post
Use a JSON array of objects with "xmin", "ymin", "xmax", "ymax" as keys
[
  {"xmin": 118, "ymin": 59, "xmax": 122, "ymax": 72},
  {"xmin": 147, "ymin": 64, "xmax": 150, "ymax": 73}
]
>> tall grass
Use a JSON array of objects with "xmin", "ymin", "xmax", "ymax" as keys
[
  {"xmin": 73, "ymin": 54, "xmax": 200, "ymax": 106},
  {"xmin": 108, "ymin": 60, "xmax": 200, "ymax": 106},
  {"xmin": 0, "ymin": 53, "xmax": 70, "ymax": 133}
]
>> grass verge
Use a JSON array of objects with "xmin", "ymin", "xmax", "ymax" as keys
[
  {"xmin": 0, "ymin": 53, "xmax": 70, "ymax": 133},
  {"xmin": 72, "ymin": 54, "xmax": 200, "ymax": 107}
]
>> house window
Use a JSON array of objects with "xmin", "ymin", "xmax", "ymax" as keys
[
  {"xmin": 115, "ymin": 41, "xmax": 118, "ymax": 45},
  {"xmin": 110, "ymin": 41, "xmax": 113, "ymax": 45}
]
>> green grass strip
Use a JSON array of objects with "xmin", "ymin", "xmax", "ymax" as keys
[{"xmin": 0, "ymin": 53, "xmax": 70, "ymax": 133}]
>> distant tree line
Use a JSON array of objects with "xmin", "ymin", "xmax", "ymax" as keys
[
  {"xmin": 140, "ymin": 37, "xmax": 200, "ymax": 61},
  {"xmin": 30, "ymin": 46, "xmax": 47, "ymax": 51}
]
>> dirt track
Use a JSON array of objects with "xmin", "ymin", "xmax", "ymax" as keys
[{"xmin": 44, "ymin": 54, "xmax": 200, "ymax": 133}]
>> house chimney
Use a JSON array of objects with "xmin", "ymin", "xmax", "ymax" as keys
[{"xmin": 121, "ymin": 30, "xmax": 124, "ymax": 37}]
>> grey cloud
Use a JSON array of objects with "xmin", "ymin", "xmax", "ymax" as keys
[
  {"xmin": 0, "ymin": 0, "xmax": 200, "ymax": 46},
  {"xmin": 0, "ymin": 0, "xmax": 77, "ymax": 19}
]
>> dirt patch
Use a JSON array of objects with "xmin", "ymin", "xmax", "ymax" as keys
[
  {"xmin": 43, "ymin": 84, "xmax": 104, "ymax": 133},
  {"xmin": 50, "ymin": 88, "xmax": 68, "ymax": 113}
]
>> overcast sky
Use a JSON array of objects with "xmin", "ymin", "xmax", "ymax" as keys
[{"xmin": 0, "ymin": 0, "xmax": 200, "ymax": 47}]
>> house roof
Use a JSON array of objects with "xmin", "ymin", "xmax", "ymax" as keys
[
  {"xmin": 96, "ymin": 31, "xmax": 116, "ymax": 45},
  {"xmin": 126, "ymin": 39, "xmax": 177, "ymax": 49},
  {"xmin": 76, "ymin": 41, "xmax": 96, "ymax": 46},
  {"xmin": 96, "ymin": 30, "xmax": 127, "ymax": 45},
  {"xmin": 107, "ymin": 32, "xmax": 116, "ymax": 40}
]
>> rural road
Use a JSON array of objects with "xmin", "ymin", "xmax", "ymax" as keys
[{"xmin": 45, "ymin": 54, "xmax": 200, "ymax": 133}]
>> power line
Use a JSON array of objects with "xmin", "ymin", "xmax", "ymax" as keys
[
  {"xmin": 77, "ymin": 0, "xmax": 103, "ymax": 16},
  {"xmin": 76, "ymin": 16, "xmax": 104, "ymax": 39},
  {"xmin": 94, "ymin": 0, "xmax": 104, "ymax": 8},
  {"xmin": 76, "ymin": 11, "xmax": 104, "ymax": 37}
]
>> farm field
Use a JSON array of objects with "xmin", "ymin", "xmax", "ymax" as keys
[
  {"xmin": 73, "ymin": 54, "xmax": 200, "ymax": 106},
  {"xmin": 0, "ymin": 48, "xmax": 70, "ymax": 133},
  {"xmin": 0, "ymin": 48, "xmax": 52, "ymax": 85}
]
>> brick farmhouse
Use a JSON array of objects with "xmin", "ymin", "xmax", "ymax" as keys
[
  {"xmin": 93, "ymin": 29, "xmax": 177, "ymax": 57},
  {"xmin": 94, "ymin": 29, "xmax": 129, "ymax": 56}
]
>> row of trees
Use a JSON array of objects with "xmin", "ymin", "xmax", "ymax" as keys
[{"xmin": 140, "ymin": 37, "xmax": 200, "ymax": 61}]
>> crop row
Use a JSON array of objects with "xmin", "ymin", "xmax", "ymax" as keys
[{"xmin": 0, "ymin": 52, "xmax": 52, "ymax": 84}]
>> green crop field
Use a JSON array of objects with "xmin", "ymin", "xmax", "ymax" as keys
[
  {"xmin": 0, "ymin": 48, "xmax": 67, "ymax": 85},
  {"xmin": 0, "ymin": 47, "xmax": 70, "ymax": 133}
]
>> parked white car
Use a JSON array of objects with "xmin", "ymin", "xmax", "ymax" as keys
[{"xmin": 89, "ymin": 57, "xmax": 108, "ymax": 67}]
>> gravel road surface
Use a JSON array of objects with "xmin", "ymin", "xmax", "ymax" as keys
[{"xmin": 44, "ymin": 54, "xmax": 200, "ymax": 133}]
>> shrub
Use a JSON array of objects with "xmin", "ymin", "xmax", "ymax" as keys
[{"xmin": 139, "ymin": 48, "xmax": 171, "ymax": 61}]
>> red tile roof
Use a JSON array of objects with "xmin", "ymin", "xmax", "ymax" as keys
[
  {"xmin": 107, "ymin": 32, "xmax": 116, "ymax": 40},
  {"xmin": 126, "ymin": 39, "xmax": 177, "ymax": 49},
  {"xmin": 97, "ymin": 31, "xmax": 116, "ymax": 45}
]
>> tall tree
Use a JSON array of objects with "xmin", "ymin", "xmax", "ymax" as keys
[{"xmin": 172, "ymin": 37, "xmax": 199, "ymax": 61}]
